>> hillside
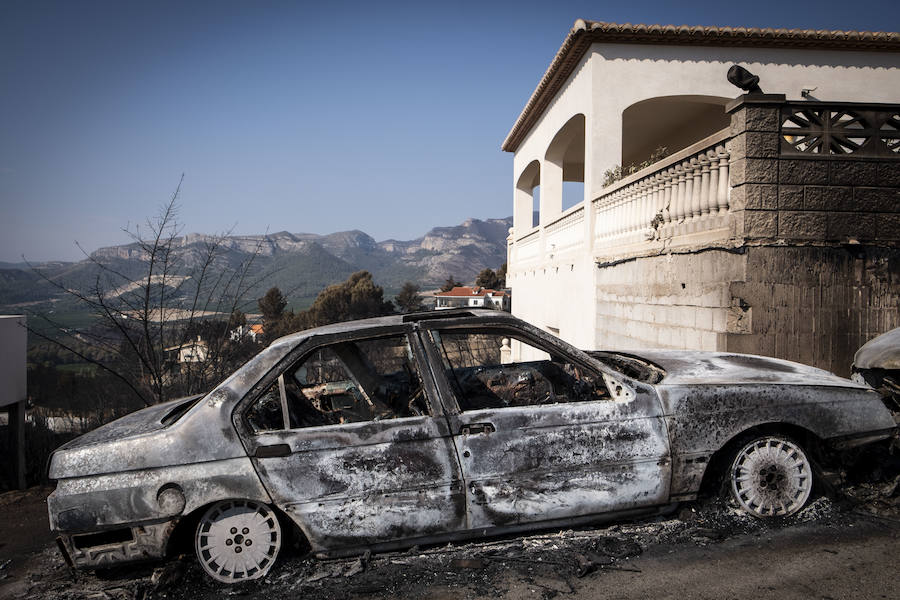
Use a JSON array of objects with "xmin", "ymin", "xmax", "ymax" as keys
[{"xmin": 0, "ymin": 216, "xmax": 512, "ymax": 317}]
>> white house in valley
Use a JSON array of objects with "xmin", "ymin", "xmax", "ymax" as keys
[
  {"xmin": 165, "ymin": 336, "xmax": 209, "ymax": 364},
  {"xmin": 503, "ymin": 21, "xmax": 900, "ymax": 374},
  {"xmin": 435, "ymin": 286, "xmax": 511, "ymax": 311}
]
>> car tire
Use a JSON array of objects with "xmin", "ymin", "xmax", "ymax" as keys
[
  {"xmin": 729, "ymin": 435, "xmax": 813, "ymax": 518},
  {"xmin": 195, "ymin": 499, "xmax": 282, "ymax": 583}
]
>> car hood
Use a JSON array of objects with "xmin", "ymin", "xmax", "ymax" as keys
[
  {"xmin": 633, "ymin": 350, "xmax": 862, "ymax": 387},
  {"xmin": 854, "ymin": 327, "xmax": 900, "ymax": 370}
]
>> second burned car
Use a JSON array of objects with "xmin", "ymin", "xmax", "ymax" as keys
[{"xmin": 48, "ymin": 310, "xmax": 897, "ymax": 583}]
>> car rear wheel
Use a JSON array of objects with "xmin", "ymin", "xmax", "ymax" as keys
[
  {"xmin": 729, "ymin": 436, "xmax": 813, "ymax": 517},
  {"xmin": 195, "ymin": 499, "xmax": 282, "ymax": 583}
]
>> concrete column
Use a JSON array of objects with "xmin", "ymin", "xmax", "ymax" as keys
[
  {"xmin": 726, "ymin": 94, "xmax": 786, "ymax": 240},
  {"xmin": 514, "ymin": 186, "xmax": 534, "ymax": 236},
  {"xmin": 540, "ymin": 158, "xmax": 563, "ymax": 226}
]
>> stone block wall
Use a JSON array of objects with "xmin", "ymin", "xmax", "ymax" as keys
[
  {"xmin": 595, "ymin": 250, "xmax": 744, "ymax": 352},
  {"xmin": 593, "ymin": 96, "xmax": 900, "ymax": 375},
  {"xmin": 725, "ymin": 246, "xmax": 900, "ymax": 376},
  {"xmin": 727, "ymin": 97, "xmax": 900, "ymax": 245},
  {"xmin": 595, "ymin": 245, "xmax": 898, "ymax": 376}
]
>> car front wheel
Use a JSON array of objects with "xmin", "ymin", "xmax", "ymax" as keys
[
  {"xmin": 729, "ymin": 436, "xmax": 813, "ymax": 517},
  {"xmin": 195, "ymin": 499, "xmax": 282, "ymax": 583}
]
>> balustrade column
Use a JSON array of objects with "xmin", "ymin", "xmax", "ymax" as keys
[
  {"xmin": 683, "ymin": 162, "xmax": 694, "ymax": 222},
  {"xmin": 613, "ymin": 190, "xmax": 623, "ymax": 235},
  {"xmin": 673, "ymin": 164, "xmax": 686, "ymax": 223},
  {"xmin": 689, "ymin": 157, "xmax": 702, "ymax": 221},
  {"xmin": 604, "ymin": 199, "xmax": 614, "ymax": 236},
  {"xmin": 639, "ymin": 179, "xmax": 650, "ymax": 232},
  {"xmin": 594, "ymin": 201, "xmax": 605, "ymax": 238},
  {"xmin": 631, "ymin": 183, "xmax": 642, "ymax": 233},
  {"xmin": 614, "ymin": 192, "xmax": 624, "ymax": 235},
  {"xmin": 706, "ymin": 150, "xmax": 720, "ymax": 219},
  {"xmin": 652, "ymin": 174, "xmax": 662, "ymax": 227},
  {"xmin": 663, "ymin": 167, "xmax": 675, "ymax": 225},
  {"xmin": 625, "ymin": 183, "xmax": 638, "ymax": 233},
  {"xmin": 716, "ymin": 145, "xmax": 730, "ymax": 213},
  {"xmin": 699, "ymin": 154, "xmax": 711, "ymax": 218},
  {"xmin": 638, "ymin": 180, "xmax": 647, "ymax": 233}
]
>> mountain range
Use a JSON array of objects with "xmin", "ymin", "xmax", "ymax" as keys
[{"xmin": 0, "ymin": 216, "xmax": 513, "ymax": 315}]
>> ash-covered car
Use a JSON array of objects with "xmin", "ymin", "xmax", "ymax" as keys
[
  {"xmin": 852, "ymin": 326, "xmax": 900, "ymax": 416},
  {"xmin": 47, "ymin": 310, "xmax": 897, "ymax": 583}
]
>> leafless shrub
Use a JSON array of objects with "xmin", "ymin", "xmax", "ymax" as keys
[{"xmin": 27, "ymin": 176, "xmax": 268, "ymax": 407}]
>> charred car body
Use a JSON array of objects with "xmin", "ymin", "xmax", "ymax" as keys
[
  {"xmin": 48, "ymin": 310, "xmax": 897, "ymax": 583},
  {"xmin": 852, "ymin": 326, "xmax": 900, "ymax": 417}
]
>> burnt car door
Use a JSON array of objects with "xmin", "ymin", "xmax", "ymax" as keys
[
  {"xmin": 236, "ymin": 327, "xmax": 466, "ymax": 550},
  {"xmin": 419, "ymin": 323, "xmax": 671, "ymax": 530}
]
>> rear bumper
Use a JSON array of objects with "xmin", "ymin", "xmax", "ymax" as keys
[{"xmin": 55, "ymin": 519, "xmax": 178, "ymax": 569}]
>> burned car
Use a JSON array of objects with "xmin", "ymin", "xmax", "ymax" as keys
[
  {"xmin": 852, "ymin": 326, "xmax": 900, "ymax": 415},
  {"xmin": 48, "ymin": 310, "xmax": 897, "ymax": 583}
]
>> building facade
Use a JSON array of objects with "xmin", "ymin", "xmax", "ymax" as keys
[
  {"xmin": 435, "ymin": 286, "xmax": 511, "ymax": 311},
  {"xmin": 504, "ymin": 21, "xmax": 900, "ymax": 375}
]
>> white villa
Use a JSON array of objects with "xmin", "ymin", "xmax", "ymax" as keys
[
  {"xmin": 434, "ymin": 286, "xmax": 511, "ymax": 311},
  {"xmin": 503, "ymin": 21, "xmax": 900, "ymax": 373},
  {"xmin": 164, "ymin": 337, "xmax": 209, "ymax": 364}
]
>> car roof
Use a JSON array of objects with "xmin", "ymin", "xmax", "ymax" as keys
[{"xmin": 269, "ymin": 308, "xmax": 517, "ymax": 347}]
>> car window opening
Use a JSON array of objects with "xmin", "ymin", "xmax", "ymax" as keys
[
  {"xmin": 432, "ymin": 329, "xmax": 611, "ymax": 411},
  {"xmin": 246, "ymin": 334, "xmax": 429, "ymax": 432}
]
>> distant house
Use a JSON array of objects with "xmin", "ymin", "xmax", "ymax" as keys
[
  {"xmin": 230, "ymin": 323, "xmax": 264, "ymax": 343},
  {"xmin": 164, "ymin": 337, "xmax": 209, "ymax": 364},
  {"xmin": 435, "ymin": 286, "xmax": 511, "ymax": 311}
]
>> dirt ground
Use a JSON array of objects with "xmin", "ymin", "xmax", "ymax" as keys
[{"xmin": 1, "ymin": 475, "xmax": 899, "ymax": 600}]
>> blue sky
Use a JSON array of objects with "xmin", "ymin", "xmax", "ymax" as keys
[{"xmin": 1, "ymin": 0, "xmax": 897, "ymax": 262}]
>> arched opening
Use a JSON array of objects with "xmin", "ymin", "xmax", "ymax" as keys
[
  {"xmin": 544, "ymin": 114, "xmax": 586, "ymax": 219},
  {"xmin": 621, "ymin": 96, "xmax": 730, "ymax": 169},
  {"xmin": 515, "ymin": 160, "xmax": 540, "ymax": 235}
]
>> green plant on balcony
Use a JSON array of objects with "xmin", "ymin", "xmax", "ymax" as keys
[{"xmin": 602, "ymin": 146, "xmax": 669, "ymax": 187}]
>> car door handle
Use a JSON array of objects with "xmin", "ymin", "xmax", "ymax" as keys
[
  {"xmin": 459, "ymin": 423, "xmax": 495, "ymax": 435},
  {"xmin": 255, "ymin": 443, "xmax": 291, "ymax": 458}
]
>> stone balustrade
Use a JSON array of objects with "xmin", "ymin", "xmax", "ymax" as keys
[
  {"xmin": 508, "ymin": 128, "xmax": 734, "ymax": 268},
  {"xmin": 593, "ymin": 129, "xmax": 732, "ymax": 255},
  {"xmin": 508, "ymin": 99, "xmax": 900, "ymax": 270}
]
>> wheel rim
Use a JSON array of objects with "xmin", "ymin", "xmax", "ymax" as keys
[
  {"xmin": 195, "ymin": 500, "xmax": 281, "ymax": 583},
  {"xmin": 730, "ymin": 436, "xmax": 812, "ymax": 517}
]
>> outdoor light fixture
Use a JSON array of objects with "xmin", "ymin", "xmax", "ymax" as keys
[{"xmin": 727, "ymin": 65, "xmax": 763, "ymax": 94}]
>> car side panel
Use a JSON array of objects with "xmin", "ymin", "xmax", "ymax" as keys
[
  {"xmin": 660, "ymin": 384, "xmax": 897, "ymax": 496},
  {"xmin": 245, "ymin": 416, "xmax": 467, "ymax": 551},
  {"xmin": 48, "ymin": 457, "xmax": 271, "ymax": 532},
  {"xmin": 448, "ymin": 392, "xmax": 671, "ymax": 528}
]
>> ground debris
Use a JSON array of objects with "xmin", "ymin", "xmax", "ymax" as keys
[
  {"xmin": 343, "ymin": 551, "xmax": 370, "ymax": 578},
  {"xmin": 151, "ymin": 558, "xmax": 187, "ymax": 590},
  {"xmin": 587, "ymin": 535, "xmax": 643, "ymax": 559},
  {"xmin": 836, "ymin": 442, "xmax": 900, "ymax": 520},
  {"xmin": 449, "ymin": 558, "xmax": 485, "ymax": 569}
]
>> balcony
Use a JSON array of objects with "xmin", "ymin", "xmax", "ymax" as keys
[{"xmin": 508, "ymin": 98, "xmax": 900, "ymax": 271}]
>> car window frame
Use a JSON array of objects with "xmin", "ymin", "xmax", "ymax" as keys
[
  {"xmin": 232, "ymin": 324, "xmax": 447, "ymax": 440},
  {"xmin": 417, "ymin": 321, "xmax": 614, "ymax": 415}
]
